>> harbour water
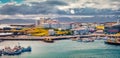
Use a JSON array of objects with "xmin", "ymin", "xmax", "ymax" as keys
[{"xmin": 0, "ymin": 40, "xmax": 120, "ymax": 58}]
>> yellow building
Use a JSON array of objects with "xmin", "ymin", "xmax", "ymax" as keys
[{"xmin": 96, "ymin": 25, "xmax": 104, "ymax": 30}]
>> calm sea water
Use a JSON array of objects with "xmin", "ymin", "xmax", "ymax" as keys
[{"xmin": 0, "ymin": 40, "xmax": 120, "ymax": 58}]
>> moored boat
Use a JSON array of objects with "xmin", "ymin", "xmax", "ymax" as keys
[
  {"xmin": 82, "ymin": 38, "xmax": 94, "ymax": 42},
  {"xmin": 77, "ymin": 37, "xmax": 94, "ymax": 42},
  {"xmin": 2, "ymin": 46, "xmax": 32, "ymax": 56},
  {"xmin": 21, "ymin": 46, "xmax": 32, "ymax": 52},
  {"xmin": 105, "ymin": 38, "xmax": 120, "ymax": 45},
  {"xmin": 43, "ymin": 38, "xmax": 54, "ymax": 43},
  {"xmin": 3, "ymin": 49, "xmax": 22, "ymax": 55},
  {"xmin": 105, "ymin": 41, "xmax": 120, "ymax": 45}
]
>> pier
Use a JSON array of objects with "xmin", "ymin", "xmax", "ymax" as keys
[
  {"xmin": 0, "ymin": 34, "xmax": 120, "ymax": 41},
  {"xmin": 0, "ymin": 35, "xmax": 79, "ymax": 41}
]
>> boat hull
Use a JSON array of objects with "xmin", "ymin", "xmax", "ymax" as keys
[
  {"xmin": 43, "ymin": 38, "xmax": 54, "ymax": 43},
  {"xmin": 2, "ymin": 46, "xmax": 32, "ymax": 56},
  {"xmin": 105, "ymin": 41, "xmax": 120, "ymax": 45}
]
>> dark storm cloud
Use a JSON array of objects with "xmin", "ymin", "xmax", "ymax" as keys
[{"xmin": 0, "ymin": 0, "xmax": 68, "ymax": 15}]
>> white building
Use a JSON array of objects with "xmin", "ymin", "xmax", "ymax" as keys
[
  {"xmin": 35, "ymin": 17, "xmax": 45, "ymax": 27},
  {"xmin": 60, "ymin": 23, "xmax": 71, "ymax": 30},
  {"xmin": 72, "ymin": 27, "xmax": 89, "ymax": 35},
  {"xmin": 43, "ymin": 23, "xmax": 51, "ymax": 28},
  {"xmin": 51, "ymin": 23, "xmax": 60, "ymax": 29},
  {"xmin": 48, "ymin": 29, "xmax": 56, "ymax": 36},
  {"xmin": 0, "ymin": 24, "xmax": 15, "ymax": 29}
]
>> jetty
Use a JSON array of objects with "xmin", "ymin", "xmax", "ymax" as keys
[{"xmin": 0, "ymin": 34, "xmax": 120, "ymax": 41}]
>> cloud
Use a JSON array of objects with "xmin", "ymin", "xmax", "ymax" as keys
[
  {"xmin": 57, "ymin": 0, "xmax": 120, "ymax": 10},
  {"xmin": 24, "ymin": 0, "xmax": 47, "ymax": 2},
  {"xmin": 0, "ymin": 0, "xmax": 119, "ymax": 15},
  {"xmin": 0, "ymin": 14, "xmax": 100, "ymax": 21},
  {"xmin": 0, "ymin": 0, "xmax": 68, "ymax": 15}
]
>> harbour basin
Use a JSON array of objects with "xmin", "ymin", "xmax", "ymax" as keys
[{"xmin": 0, "ymin": 40, "xmax": 120, "ymax": 58}]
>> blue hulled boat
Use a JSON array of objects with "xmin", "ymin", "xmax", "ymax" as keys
[
  {"xmin": 21, "ymin": 46, "xmax": 32, "ymax": 52},
  {"xmin": 2, "ymin": 46, "xmax": 32, "ymax": 56}
]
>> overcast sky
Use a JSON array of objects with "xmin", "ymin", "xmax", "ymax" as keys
[
  {"xmin": 0, "ymin": 0, "xmax": 119, "ymax": 9},
  {"xmin": 0, "ymin": 0, "xmax": 119, "ymax": 19}
]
